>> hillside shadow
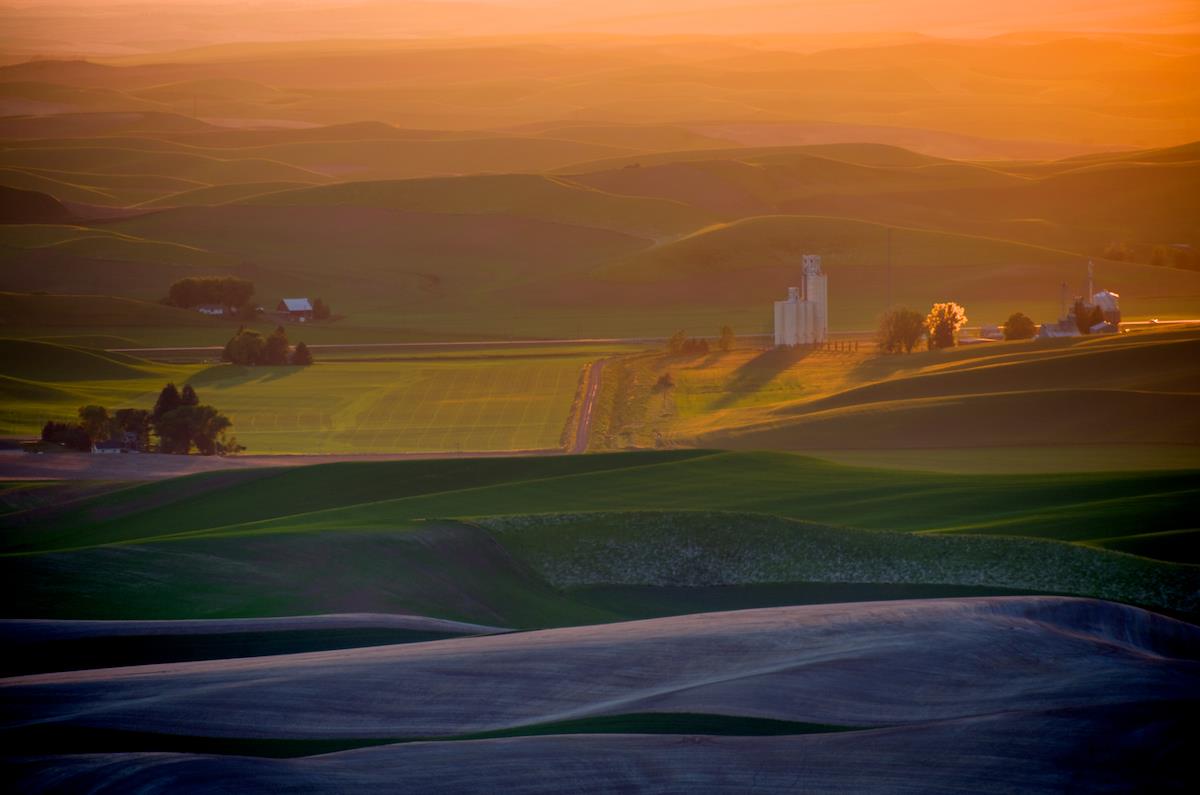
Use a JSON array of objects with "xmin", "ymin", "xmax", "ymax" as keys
[{"xmin": 711, "ymin": 346, "xmax": 812, "ymax": 409}]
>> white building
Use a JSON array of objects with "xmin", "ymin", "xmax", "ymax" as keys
[{"xmin": 774, "ymin": 254, "xmax": 828, "ymax": 346}]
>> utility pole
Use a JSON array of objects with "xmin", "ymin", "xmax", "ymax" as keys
[{"xmin": 886, "ymin": 227, "xmax": 893, "ymax": 308}]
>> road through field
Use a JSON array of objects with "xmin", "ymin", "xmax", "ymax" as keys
[{"xmin": 571, "ymin": 359, "xmax": 605, "ymax": 454}]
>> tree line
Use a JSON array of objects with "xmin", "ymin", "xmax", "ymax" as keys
[
  {"xmin": 40, "ymin": 383, "xmax": 239, "ymax": 455},
  {"xmin": 223, "ymin": 326, "xmax": 313, "ymax": 366},
  {"xmin": 162, "ymin": 276, "xmax": 334, "ymax": 321},
  {"xmin": 667, "ymin": 326, "xmax": 736, "ymax": 356},
  {"xmin": 1104, "ymin": 241, "xmax": 1197, "ymax": 272},
  {"xmin": 164, "ymin": 276, "xmax": 256, "ymax": 314},
  {"xmin": 877, "ymin": 303, "xmax": 1041, "ymax": 353}
]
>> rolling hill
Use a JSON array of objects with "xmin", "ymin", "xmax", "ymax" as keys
[
  {"xmin": 585, "ymin": 215, "xmax": 1200, "ymax": 327},
  {"xmin": 239, "ymin": 174, "xmax": 714, "ymax": 237},
  {"xmin": 595, "ymin": 327, "xmax": 1200, "ymax": 452},
  {"xmin": 4, "ymin": 597, "xmax": 1195, "ymax": 791}
]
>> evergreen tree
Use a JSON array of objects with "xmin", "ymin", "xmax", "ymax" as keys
[
  {"xmin": 152, "ymin": 383, "xmax": 182, "ymax": 422},
  {"xmin": 180, "ymin": 384, "xmax": 199, "ymax": 406},
  {"xmin": 291, "ymin": 341, "xmax": 314, "ymax": 366}
]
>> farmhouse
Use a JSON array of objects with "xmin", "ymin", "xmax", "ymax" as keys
[
  {"xmin": 92, "ymin": 440, "xmax": 124, "ymax": 454},
  {"xmin": 1040, "ymin": 261, "xmax": 1121, "ymax": 338},
  {"xmin": 774, "ymin": 254, "xmax": 828, "ymax": 346},
  {"xmin": 277, "ymin": 298, "xmax": 314, "ymax": 322},
  {"xmin": 196, "ymin": 304, "xmax": 227, "ymax": 316}
]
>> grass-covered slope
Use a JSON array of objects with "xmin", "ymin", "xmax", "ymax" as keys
[
  {"xmin": 241, "ymin": 174, "xmax": 715, "ymax": 237},
  {"xmin": 0, "ymin": 338, "xmax": 153, "ymax": 382},
  {"xmin": 2, "ymin": 452, "xmax": 1195, "ymax": 622},
  {"xmin": 591, "ymin": 214, "xmax": 1200, "ymax": 326},
  {"xmin": 587, "ymin": 328, "xmax": 1200, "ymax": 453},
  {"xmin": 0, "ymin": 292, "xmax": 221, "ymax": 329},
  {"xmin": 691, "ymin": 330, "xmax": 1200, "ymax": 450},
  {"xmin": 0, "ymin": 340, "xmax": 606, "ymax": 453}
]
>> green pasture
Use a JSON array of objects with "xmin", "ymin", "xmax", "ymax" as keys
[
  {"xmin": 133, "ymin": 451, "xmax": 1195, "ymax": 552},
  {"xmin": 0, "ymin": 339, "xmax": 593, "ymax": 454},
  {"xmin": 1, "ymin": 452, "xmax": 1196, "ymax": 625},
  {"xmin": 200, "ymin": 354, "xmax": 589, "ymax": 454}
]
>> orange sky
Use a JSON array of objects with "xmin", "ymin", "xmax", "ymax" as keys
[{"xmin": 4, "ymin": 1, "xmax": 1199, "ymax": 41}]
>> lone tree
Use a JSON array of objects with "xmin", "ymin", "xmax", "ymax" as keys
[
  {"xmin": 876, "ymin": 307, "xmax": 926, "ymax": 354},
  {"xmin": 1003, "ymin": 312, "xmax": 1037, "ymax": 341},
  {"xmin": 312, "ymin": 297, "xmax": 332, "ymax": 320},
  {"xmin": 718, "ymin": 325, "xmax": 735, "ymax": 352},
  {"xmin": 291, "ymin": 341, "xmax": 314, "ymax": 366},
  {"xmin": 926, "ymin": 302, "xmax": 968, "ymax": 350}
]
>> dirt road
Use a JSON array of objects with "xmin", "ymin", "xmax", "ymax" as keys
[{"xmin": 570, "ymin": 359, "xmax": 604, "ymax": 454}]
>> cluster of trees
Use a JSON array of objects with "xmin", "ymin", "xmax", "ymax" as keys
[
  {"xmin": 876, "ymin": 307, "xmax": 926, "ymax": 353},
  {"xmin": 1102, "ymin": 241, "xmax": 1197, "ymax": 271},
  {"xmin": 223, "ymin": 326, "xmax": 313, "ymax": 366},
  {"xmin": 667, "ymin": 326, "xmax": 735, "ymax": 356},
  {"xmin": 150, "ymin": 383, "xmax": 239, "ymax": 455},
  {"xmin": 40, "ymin": 384, "xmax": 239, "ymax": 456},
  {"xmin": 164, "ymin": 276, "xmax": 256, "ymax": 312},
  {"xmin": 312, "ymin": 297, "xmax": 333, "ymax": 320},
  {"xmin": 877, "ymin": 302, "xmax": 969, "ymax": 352},
  {"xmin": 1102, "ymin": 241, "xmax": 1137, "ymax": 262},
  {"xmin": 1150, "ymin": 245, "xmax": 1197, "ymax": 271},
  {"xmin": 40, "ymin": 421, "xmax": 92, "ymax": 452}
]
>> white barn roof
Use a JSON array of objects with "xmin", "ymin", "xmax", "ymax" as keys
[{"xmin": 280, "ymin": 298, "xmax": 313, "ymax": 312}]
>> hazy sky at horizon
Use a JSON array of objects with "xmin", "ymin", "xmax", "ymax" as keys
[{"xmin": 4, "ymin": 0, "xmax": 1198, "ymax": 37}]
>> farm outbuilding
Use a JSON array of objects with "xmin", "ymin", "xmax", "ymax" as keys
[{"xmin": 277, "ymin": 298, "xmax": 314, "ymax": 322}]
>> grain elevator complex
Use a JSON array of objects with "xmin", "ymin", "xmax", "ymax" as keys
[{"xmin": 774, "ymin": 254, "xmax": 829, "ymax": 346}]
